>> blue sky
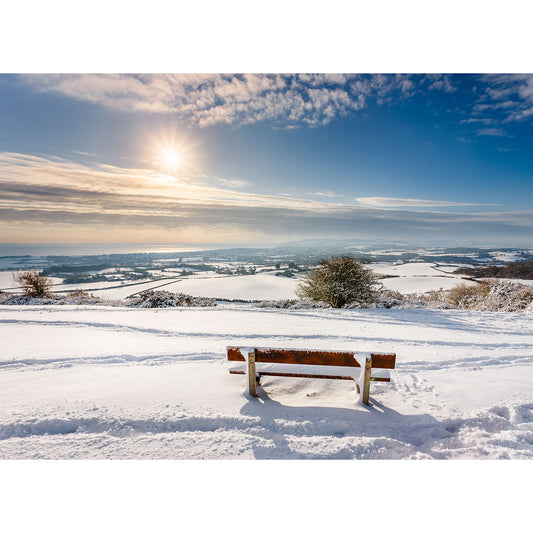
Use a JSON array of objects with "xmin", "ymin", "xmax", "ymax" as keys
[{"xmin": 1, "ymin": 73, "xmax": 532, "ymax": 246}]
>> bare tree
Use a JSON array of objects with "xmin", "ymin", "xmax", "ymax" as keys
[
  {"xmin": 297, "ymin": 256, "xmax": 380, "ymax": 308},
  {"xmin": 13, "ymin": 271, "xmax": 53, "ymax": 298}
]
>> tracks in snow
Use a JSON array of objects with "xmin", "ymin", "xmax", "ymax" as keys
[{"xmin": 1, "ymin": 402, "xmax": 532, "ymax": 459}]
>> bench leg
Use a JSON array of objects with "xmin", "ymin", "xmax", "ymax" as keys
[
  {"xmin": 362, "ymin": 356, "xmax": 372, "ymax": 405},
  {"xmin": 247, "ymin": 350, "xmax": 257, "ymax": 397}
]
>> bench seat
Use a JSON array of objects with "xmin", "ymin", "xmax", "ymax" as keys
[{"xmin": 227, "ymin": 346, "xmax": 396, "ymax": 405}]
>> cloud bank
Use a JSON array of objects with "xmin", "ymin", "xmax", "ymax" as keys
[
  {"xmin": 1, "ymin": 152, "xmax": 531, "ymax": 245},
  {"xmin": 19, "ymin": 74, "xmax": 439, "ymax": 128},
  {"xmin": 18, "ymin": 74, "xmax": 533, "ymax": 139}
]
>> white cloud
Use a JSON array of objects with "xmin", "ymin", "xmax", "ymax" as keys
[
  {"xmin": 477, "ymin": 127, "xmax": 507, "ymax": 136},
  {"xmin": 460, "ymin": 118, "xmax": 494, "ymax": 125},
  {"xmin": 474, "ymin": 74, "xmax": 533, "ymax": 123},
  {"xmin": 355, "ymin": 197, "xmax": 484, "ymax": 208},
  {"xmin": 19, "ymin": 74, "xmax": 443, "ymax": 128},
  {"xmin": 427, "ymin": 74, "xmax": 456, "ymax": 93},
  {"xmin": 312, "ymin": 191, "xmax": 340, "ymax": 198}
]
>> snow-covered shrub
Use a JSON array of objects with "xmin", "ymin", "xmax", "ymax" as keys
[
  {"xmin": 373, "ymin": 290, "xmax": 453, "ymax": 309},
  {"xmin": 0, "ymin": 294, "xmax": 59, "ymax": 305},
  {"xmin": 129, "ymin": 290, "xmax": 216, "ymax": 308},
  {"xmin": 447, "ymin": 281, "xmax": 492, "ymax": 308},
  {"xmin": 0, "ymin": 289, "xmax": 122, "ymax": 306},
  {"xmin": 471, "ymin": 281, "xmax": 533, "ymax": 312},
  {"xmin": 444, "ymin": 280, "xmax": 533, "ymax": 312},
  {"xmin": 374, "ymin": 290, "xmax": 406, "ymax": 308},
  {"xmin": 12, "ymin": 270, "xmax": 53, "ymax": 297},
  {"xmin": 254, "ymin": 299, "xmax": 299, "ymax": 308},
  {"xmin": 254, "ymin": 299, "xmax": 330, "ymax": 309},
  {"xmin": 424, "ymin": 289, "xmax": 449, "ymax": 303},
  {"xmin": 63, "ymin": 289, "xmax": 109, "ymax": 305},
  {"xmin": 297, "ymin": 256, "xmax": 380, "ymax": 308}
]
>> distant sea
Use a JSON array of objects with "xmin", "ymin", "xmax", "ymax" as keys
[{"xmin": 0, "ymin": 243, "xmax": 229, "ymax": 257}]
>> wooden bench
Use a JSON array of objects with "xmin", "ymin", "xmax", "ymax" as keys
[{"xmin": 227, "ymin": 347, "xmax": 396, "ymax": 405}]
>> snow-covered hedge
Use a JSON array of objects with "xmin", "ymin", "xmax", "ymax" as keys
[
  {"xmin": 128, "ymin": 290, "xmax": 216, "ymax": 308},
  {"xmin": 2, "ymin": 281, "xmax": 532, "ymax": 312},
  {"xmin": 254, "ymin": 298, "xmax": 330, "ymax": 309},
  {"xmin": 256, "ymin": 282, "xmax": 533, "ymax": 313},
  {"xmin": 452, "ymin": 280, "xmax": 533, "ymax": 312},
  {"xmin": 375, "ymin": 281, "xmax": 533, "ymax": 312},
  {"xmin": 0, "ymin": 289, "xmax": 121, "ymax": 306},
  {"xmin": 374, "ymin": 289, "xmax": 454, "ymax": 309}
]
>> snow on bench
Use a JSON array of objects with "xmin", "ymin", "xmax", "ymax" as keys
[{"xmin": 227, "ymin": 346, "xmax": 396, "ymax": 405}]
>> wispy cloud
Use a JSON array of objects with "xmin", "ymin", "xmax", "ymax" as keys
[
  {"xmin": 460, "ymin": 118, "xmax": 495, "ymax": 125},
  {"xmin": 472, "ymin": 74, "xmax": 533, "ymax": 123},
  {"xmin": 312, "ymin": 191, "xmax": 341, "ymax": 198},
  {"xmin": 477, "ymin": 127, "xmax": 508, "ymax": 137},
  {"xmin": 0, "ymin": 152, "xmax": 322, "ymax": 213},
  {"xmin": 72, "ymin": 151, "xmax": 100, "ymax": 157},
  {"xmin": 427, "ymin": 74, "xmax": 456, "ymax": 93},
  {"xmin": 1, "ymin": 152, "xmax": 529, "ymax": 244},
  {"xmin": 355, "ymin": 196, "xmax": 486, "ymax": 208},
  {"xmin": 19, "ymin": 74, "xmax": 453, "ymax": 128}
]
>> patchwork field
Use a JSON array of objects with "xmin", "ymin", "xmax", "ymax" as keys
[{"xmin": 0, "ymin": 260, "xmax": 502, "ymax": 301}]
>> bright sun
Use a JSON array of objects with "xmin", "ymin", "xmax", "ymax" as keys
[
  {"xmin": 161, "ymin": 149, "xmax": 181, "ymax": 169},
  {"xmin": 150, "ymin": 133, "xmax": 195, "ymax": 175}
]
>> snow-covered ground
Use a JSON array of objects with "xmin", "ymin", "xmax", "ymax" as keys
[
  {"xmin": 370, "ymin": 261, "xmax": 449, "ymax": 277},
  {"xmin": 1, "ymin": 304, "xmax": 532, "ymax": 459},
  {"xmin": 167, "ymin": 271, "xmax": 299, "ymax": 300},
  {"xmin": 381, "ymin": 276, "xmax": 477, "ymax": 294},
  {"xmin": 74, "ymin": 271, "xmax": 301, "ymax": 300},
  {"xmin": 368, "ymin": 262, "xmax": 478, "ymax": 294},
  {"xmin": 1, "ymin": 269, "xmax": 300, "ymax": 300}
]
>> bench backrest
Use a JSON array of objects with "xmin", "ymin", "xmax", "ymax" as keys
[{"xmin": 227, "ymin": 347, "xmax": 396, "ymax": 369}]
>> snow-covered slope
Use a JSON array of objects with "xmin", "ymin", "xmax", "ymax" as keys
[
  {"xmin": 381, "ymin": 276, "xmax": 477, "ymax": 293},
  {"xmin": 53, "ymin": 271, "xmax": 301, "ymax": 300},
  {"xmin": 1, "ymin": 304, "xmax": 532, "ymax": 459},
  {"xmin": 165, "ymin": 271, "xmax": 299, "ymax": 300},
  {"xmin": 371, "ymin": 262, "xmax": 478, "ymax": 294}
]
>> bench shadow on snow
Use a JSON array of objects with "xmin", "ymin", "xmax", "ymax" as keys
[{"xmin": 239, "ymin": 385, "xmax": 451, "ymax": 459}]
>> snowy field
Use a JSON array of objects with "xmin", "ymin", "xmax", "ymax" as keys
[
  {"xmin": 381, "ymin": 276, "xmax": 477, "ymax": 293},
  {"xmin": 168, "ymin": 270, "xmax": 299, "ymax": 300},
  {"xmin": 78, "ymin": 271, "xmax": 301, "ymax": 300},
  {"xmin": 3, "ymin": 261, "xmax": 532, "ymax": 302},
  {"xmin": 370, "ymin": 261, "xmax": 452, "ymax": 277},
  {"xmin": 1, "ymin": 269, "xmax": 301, "ymax": 300},
  {"xmin": 370, "ymin": 261, "xmax": 478, "ymax": 294},
  {"xmin": 1, "ymin": 303, "xmax": 532, "ymax": 459}
]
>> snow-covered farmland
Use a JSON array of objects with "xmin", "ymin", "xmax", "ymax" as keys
[
  {"xmin": 4, "ymin": 260, "xmax": 532, "ymax": 302},
  {"xmin": 2, "ymin": 269, "xmax": 300, "ymax": 301},
  {"xmin": 168, "ymin": 271, "xmax": 299, "ymax": 300},
  {"xmin": 1, "ymin": 304, "xmax": 532, "ymax": 459},
  {"xmin": 381, "ymin": 276, "xmax": 477, "ymax": 294},
  {"xmin": 370, "ymin": 262, "xmax": 477, "ymax": 294},
  {"xmin": 74, "ymin": 271, "xmax": 300, "ymax": 301},
  {"xmin": 370, "ymin": 261, "xmax": 446, "ymax": 277}
]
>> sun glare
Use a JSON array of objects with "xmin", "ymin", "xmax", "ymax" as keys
[
  {"xmin": 161, "ymin": 149, "xmax": 181, "ymax": 169},
  {"xmin": 149, "ymin": 131, "xmax": 198, "ymax": 176}
]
